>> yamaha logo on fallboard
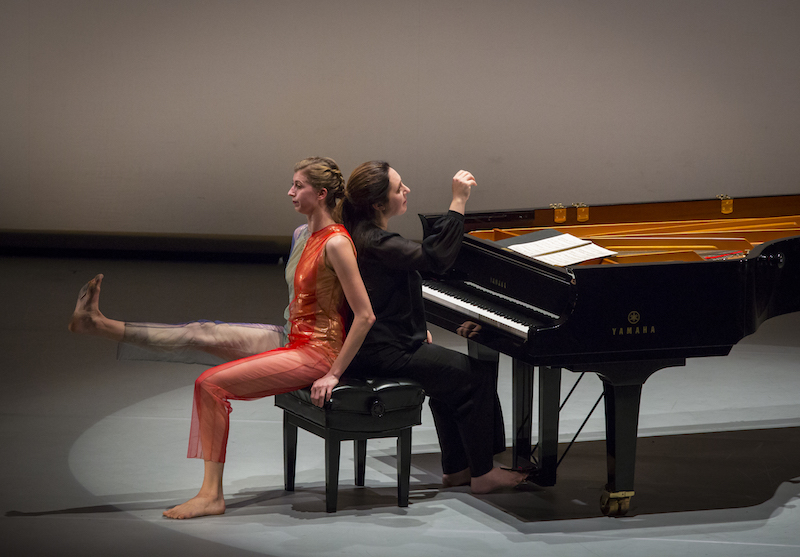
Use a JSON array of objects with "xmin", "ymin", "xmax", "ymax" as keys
[{"xmin": 611, "ymin": 311, "xmax": 655, "ymax": 336}]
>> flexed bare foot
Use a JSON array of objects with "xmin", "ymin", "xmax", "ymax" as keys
[
  {"xmin": 68, "ymin": 274, "xmax": 106, "ymax": 334},
  {"xmin": 470, "ymin": 467, "xmax": 528, "ymax": 494},
  {"xmin": 68, "ymin": 274, "xmax": 104, "ymax": 334},
  {"xmin": 68, "ymin": 274, "xmax": 124, "ymax": 340},
  {"xmin": 163, "ymin": 495, "xmax": 225, "ymax": 519}
]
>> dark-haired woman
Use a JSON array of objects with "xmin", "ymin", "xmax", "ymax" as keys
[
  {"xmin": 69, "ymin": 157, "xmax": 375, "ymax": 518},
  {"xmin": 340, "ymin": 161, "xmax": 526, "ymax": 493}
]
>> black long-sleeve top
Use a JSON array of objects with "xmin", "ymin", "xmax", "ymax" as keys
[{"xmin": 350, "ymin": 210, "xmax": 465, "ymax": 372}]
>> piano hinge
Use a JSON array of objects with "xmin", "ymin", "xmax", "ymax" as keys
[
  {"xmin": 572, "ymin": 203, "xmax": 589, "ymax": 222},
  {"xmin": 717, "ymin": 194, "xmax": 733, "ymax": 215},
  {"xmin": 550, "ymin": 203, "xmax": 566, "ymax": 224}
]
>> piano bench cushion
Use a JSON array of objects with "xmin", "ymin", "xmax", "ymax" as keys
[{"xmin": 274, "ymin": 377, "xmax": 426, "ymax": 432}]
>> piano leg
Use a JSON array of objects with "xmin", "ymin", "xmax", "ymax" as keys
[
  {"xmin": 537, "ymin": 366, "xmax": 561, "ymax": 486},
  {"xmin": 566, "ymin": 358, "xmax": 681, "ymax": 516},
  {"xmin": 600, "ymin": 380, "xmax": 641, "ymax": 517},
  {"xmin": 510, "ymin": 359, "xmax": 562, "ymax": 484},
  {"xmin": 511, "ymin": 358, "xmax": 535, "ymax": 469}
]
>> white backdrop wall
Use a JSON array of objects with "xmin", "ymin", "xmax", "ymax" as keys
[{"xmin": 2, "ymin": 0, "xmax": 799, "ymax": 241}]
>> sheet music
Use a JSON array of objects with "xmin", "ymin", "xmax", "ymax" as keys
[
  {"xmin": 534, "ymin": 243, "xmax": 617, "ymax": 266},
  {"xmin": 507, "ymin": 233, "xmax": 588, "ymax": 257},
  {"xmin": 504, "ymin": 232, "xmax": 617, "ymax": 265}
]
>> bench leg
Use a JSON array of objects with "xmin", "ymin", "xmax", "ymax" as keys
[
  {"xmin": 325, "ymin": 433, "xmax": 342, "ymax": 513},
  {"xmin": 397, "ymin": 428, "xmax": 412, "ymax": 507},
  {"xmin": 355, "ymin": 439, "xmax": 367, "ymax": 486},
  {"xmin": 283, "ymin": 416, "xmax": 298, "ymax": 491}
]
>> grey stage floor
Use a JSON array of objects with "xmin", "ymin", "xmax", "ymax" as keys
[{"xmin": 2, "ymin": 254, "xmax": 799, "ymax": 557}]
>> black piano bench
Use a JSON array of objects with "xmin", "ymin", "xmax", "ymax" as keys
[{"xmin": 274, "ymin": 377, "xmax": 425, "ymax": 513}]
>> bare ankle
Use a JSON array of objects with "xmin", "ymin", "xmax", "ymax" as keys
[{"xmin": 442, "ymin": 468, "xmax": 471, "ymax": 488}]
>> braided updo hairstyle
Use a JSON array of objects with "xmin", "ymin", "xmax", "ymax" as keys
[
  {"xmin": 338, "ymin": 160, "xmax": 392, "ymax": 243},
  {"xmin": 293, "ymin": 157, "xmax": 346, "ymax": 212}
]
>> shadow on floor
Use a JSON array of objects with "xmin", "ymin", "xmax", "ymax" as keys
[
  {"xmin": 465, "ymin": 426, "xmax": 800, "ymax": 524},
  {"xmin": 8, "ymin": 427, "xmax": 800, "ymax": 526}
]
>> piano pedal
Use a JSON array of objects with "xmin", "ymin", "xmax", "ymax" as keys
[{"xmin": 506, "ymin": 466, "xmax": 547, "ymax": 486}]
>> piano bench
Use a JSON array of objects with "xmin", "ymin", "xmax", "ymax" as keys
[{"xmin": 274, "ymin": 377, "xmax": 425, "ymax": 513}]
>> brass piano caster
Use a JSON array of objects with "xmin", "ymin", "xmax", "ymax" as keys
[{"xmin": 600, "ymin": 488, "xmax": 633, "ymax": 517}]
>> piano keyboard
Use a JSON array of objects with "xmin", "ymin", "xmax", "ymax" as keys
[{"xmin": 422, "ymin": 281, "xmax": 539, "ymax": 339}]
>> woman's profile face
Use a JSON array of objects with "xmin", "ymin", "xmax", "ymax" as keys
[
  {"xmin": 383, "ymin": 167, "xmax": 410, "ymax": 220},
  {"xmin": 288, "ymin": 171, "xmax": 321, "ymax": 215}
]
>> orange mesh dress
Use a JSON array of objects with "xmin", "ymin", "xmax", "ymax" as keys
[{"xmin": 187, "ymin": 224, "xmax": 352, "ymax": 463}]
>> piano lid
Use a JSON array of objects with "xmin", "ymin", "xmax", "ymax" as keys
[
  {"xmin": 420, "ymin": 193, "xmax": 800, "ymax": 232},
  {"xmin": 422, "ymin": 194, "xmax": 800, "ymax": 268}
]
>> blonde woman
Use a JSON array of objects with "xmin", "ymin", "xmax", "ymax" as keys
[{"xmin": 70, "ymin": 157, "xmax": 374, "ymax": 518}]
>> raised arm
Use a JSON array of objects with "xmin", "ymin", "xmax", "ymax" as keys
[
  {"xmin": 309, "ymin": 234, "xmax": 375, "ymax": 407},
  {"xmin": 363, "ymin": 170, "xmax": 476, "ymax": 274},
  {"xmin": 448, "ymin": 170, "xmax": 476, "ymax": 215}
]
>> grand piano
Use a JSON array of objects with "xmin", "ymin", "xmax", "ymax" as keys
[{"xmin": 420, "ymin": 194, "xmax": 800, "ymax": 516}]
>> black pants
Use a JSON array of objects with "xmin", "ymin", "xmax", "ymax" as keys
[{"xmin": 351, "ymin": 343, "xmax": 505, "ymax": 477}]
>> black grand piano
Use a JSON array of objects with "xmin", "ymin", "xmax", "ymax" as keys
[{"xmin": 420, "ymin": 194, "xmax": 800, "ymax": 516}]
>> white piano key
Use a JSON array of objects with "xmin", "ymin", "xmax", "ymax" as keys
[{"xmin": 422, "ymin": 284, "xmax": 530, "ymax": 339}]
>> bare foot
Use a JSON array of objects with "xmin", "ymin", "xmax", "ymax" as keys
[
  {"xmin": 68, "ymin": 274, "xmax": 105, "ymax": 334},
  {"xmin": 442, "ymin": 468, "xmax": 471, "ymax": 488},
  {"xmin": 163, "ymin": 495, "xmax": 225, "ymax": 519},
  {"xmin": 68, "ymin": 275, "xmax": 124, "ymax": 340},
  {"xmin": 470, "ymin": 467, "xmax": 528, "ymax": 494}
]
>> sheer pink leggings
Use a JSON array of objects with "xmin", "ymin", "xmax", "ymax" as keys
[
  {"xmin": 121, "ymin": 321, "xmax": 286, "ymax": 366},
  {"xmin": 187, "ymin": 343, "xmax": 331, "ymax": 463}
]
